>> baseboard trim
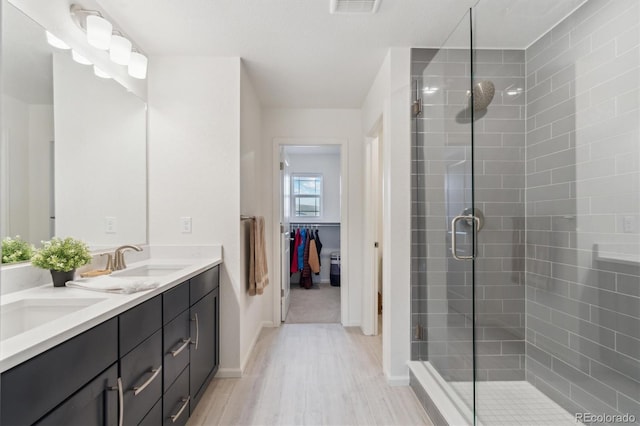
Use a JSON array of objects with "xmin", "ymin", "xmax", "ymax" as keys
[
  {"xmin": 386, "ymin": 375, "xmax": 410, "ymax": 386},
  {"xmin": 215, "ymin": 368, "xmax": 242, "ymax": 378},
  {"xmin": 240, "ymin": 321, "xmax": 274, "ymax": 374}
]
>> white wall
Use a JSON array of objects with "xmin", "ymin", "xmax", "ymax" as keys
[
  {"xmin": 239, "ymin": 62, "xmax": 272, "ymax": 371},
  {"xmin": 362, "ymin": 48, "xmax": 412, "ymax": 384},
  {"xmin": 261, "ymin": 108, "xmax": 364, "ymax": 326},
  {"xmin": 53, "ymin": 52, "xmax": 146, "ymax": 248},
  {"xmin": 148, "ymin": 56, "xmax": 246, "ymax": 376}
]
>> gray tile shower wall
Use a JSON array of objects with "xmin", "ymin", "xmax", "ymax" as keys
[
  {"xmin": 410, "ymin": 47, "xmax": 527, "ymax": 381},
  {"xmin": 525, "ymin": 0, "xmax": 640, "ymax": 422}
]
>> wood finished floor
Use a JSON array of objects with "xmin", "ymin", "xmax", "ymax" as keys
[{"xmin": 187, "ymin": 324, "xmax": 433, "ymax": 426}]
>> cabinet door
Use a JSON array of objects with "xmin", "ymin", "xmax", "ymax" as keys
[
  {"xmin": 189, "ymin": 289, "xmax": 216, "ymax": 410},
  {"xmin": 36, "ymin": 364, "xmax": 119, "ymax": 426}
]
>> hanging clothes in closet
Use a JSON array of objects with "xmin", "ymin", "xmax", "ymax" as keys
[
  {"xmin": 314, "ymin": 229, "xmax": 322, "ymax": 274},
  {"xmin": 308, "ymin": 229, "xmax": 320, "ymax": 275},
  {"xmin": 290, "ymin": 228, "xmax": 300, "ymax": 274},
  {"xmin": 297, "ymin": 228, "xmax": 306, "ymax": 272},
  {"xmin": 300, "ymin": 229, "xmax": 313, "ymax": 289}
]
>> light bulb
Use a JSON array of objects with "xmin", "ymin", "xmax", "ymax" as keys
[
  {"xmin": 128, "ymin": 52, "xmax": 148, "ymax": 79},
  {"xmin": 93, "ymin": 65, "xmax": 111, "ymax": 79},
  {"xmin": 72, "ymin": 50, "xmax": 92, "ymax": 65},
  {"xmin": 86, "ymin": 15, "xmax": 112, "ymax": 50},
  {"xmin": 110, "ymin": 35, "xmax": 132, "ymax": 65},
  {"xmin": 46, "ymin": 31, "xmax": 70, "ymax": 50}
]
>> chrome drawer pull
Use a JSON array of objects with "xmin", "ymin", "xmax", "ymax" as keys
[
  {"xmin": 190, "ymin": 313, "xmax": 199, "ymax": 350},
  {"xmin": 132, "ymin": 365, "xmax": 162, "ymax": 396},
  {"xmin": 108, "ymin": 377, "xmax": 124, "ymax": 426},
  {"xmin": 170, "ymin": 338, "xmax": 191, "ymax": 357},
  {"xmin": 170, "ymin": 396, "xmax": 190, "ymax": 423}
]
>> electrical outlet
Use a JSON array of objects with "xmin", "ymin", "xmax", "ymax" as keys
[
  {"xmin": 105, "ymin": 217, "xmax": 117, "ymax": 234},
  {"xmin": 180, "ymin": 217, "xmax": 192, "ymax": 234},
  {"xmin": 623, "ymin": 216, "xmax": 636, "ymax": 233}
]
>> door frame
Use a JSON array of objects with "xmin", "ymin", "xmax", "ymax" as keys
[{"xmin": 271, "ymin": 137, "xmax": 349, "ymax": 326}]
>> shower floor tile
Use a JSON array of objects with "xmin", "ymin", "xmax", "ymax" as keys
[{"xmin": 450, "ymin": 381, "xmax": 576, "ymax": 425}]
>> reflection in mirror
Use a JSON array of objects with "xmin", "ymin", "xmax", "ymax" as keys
[{"xmin": 1, "ymin": 0, "xmax": 147, "ymax": 259}]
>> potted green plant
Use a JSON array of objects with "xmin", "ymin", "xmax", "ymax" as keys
[
  {"xmin": 31, "ymin": 237, "xmax": 93, "ymax": 287},
  {"xmin": 1, "ymin": 236, "xmax": 35, "ymax": 264}
]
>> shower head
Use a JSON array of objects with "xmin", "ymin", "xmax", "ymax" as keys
[{"xmin": 471, "ymin": 80, "xmax": 495, "ymax": 111}]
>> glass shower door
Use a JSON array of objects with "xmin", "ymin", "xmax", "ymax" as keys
[{"xmin": 415, "ymin": 8, "xmax": 477, "ymax": 424}]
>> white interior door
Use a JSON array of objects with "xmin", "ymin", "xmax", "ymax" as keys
[
  {"xmin": 363, "ymin": 135, "xmax": 382, "ymax": 336},
  {"xmin": 280, "ymin": 148, "xmax": 291, "ymax": 321}
]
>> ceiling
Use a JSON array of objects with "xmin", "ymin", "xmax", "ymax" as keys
[{"xmin": 95, "ymin": 0, "xmax": 584, "ymax": 108}]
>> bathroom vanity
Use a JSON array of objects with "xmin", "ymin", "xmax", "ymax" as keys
[{"xmin": 0, "ymin": 259, "xmax": 221, "ymax": 426}]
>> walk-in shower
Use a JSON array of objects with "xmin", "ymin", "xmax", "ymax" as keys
[{"xmin": 409, "ymin": 0, "xmax": 640, "ymax": 425}]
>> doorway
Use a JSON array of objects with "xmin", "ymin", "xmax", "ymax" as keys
[{"xmin": 277, "ymin": 144, "xmax": 343, "ymax": 324}]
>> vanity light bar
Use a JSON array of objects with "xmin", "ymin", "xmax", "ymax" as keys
[{"xmin": 69, "ymin": 4, "xmax": 147, "ymax": 79}]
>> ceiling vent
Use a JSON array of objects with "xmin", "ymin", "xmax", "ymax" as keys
[{"xmin": 330, "ymin": 0, "xmax": 382, "ymax": 14}]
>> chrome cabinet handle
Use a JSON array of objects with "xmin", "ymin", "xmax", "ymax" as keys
[
  {"xmin": 170, "ymin": 396, "xmax": 190, "ymax": 423},
  {"xmin": 191, "ymin": 313, "xmax": 199, "ymax": 350},
  {"xmin": 170, "ymin": 338, "xmax": 191, "ymax": 357},
  {"xmin": 132, "ymin": 366, "xmax": 162, "ymax": 396},
  {"xmin": 108, "ymin": 377, "xmax": 124, "ymax": 426},
  {"xmin": 451, "ymin": 214, "xmax": 479, "ymax": 261}
]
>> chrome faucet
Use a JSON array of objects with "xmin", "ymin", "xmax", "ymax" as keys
[{"xmin": 113, "ymin": 245, "xmax": 143, "ymax": 270}]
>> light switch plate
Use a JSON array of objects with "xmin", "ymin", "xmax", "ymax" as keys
[
  {"xmin": 180, "ymin": 217, "xmax": 192, "ymax": 233},
  {"xmin": 105, "ymin": 216, "xmax": 117, "ymax": 234}
]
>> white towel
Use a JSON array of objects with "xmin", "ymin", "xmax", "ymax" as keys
[{"xmin": 66, "ymin": 276, "xmax": 159, "ymax": 294}]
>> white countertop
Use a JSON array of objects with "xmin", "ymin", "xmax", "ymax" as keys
[{"xmin": 0, "ymin": 256, "xmax": 222, "ymax": 373}]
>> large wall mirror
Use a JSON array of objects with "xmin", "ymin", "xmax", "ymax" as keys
[{"xmin": 1, "ymin": 0, "xmax": 147, "ymax": 257}]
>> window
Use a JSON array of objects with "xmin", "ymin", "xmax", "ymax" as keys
[{"xmin": 292, "ymin": 174, "xmax": 322, "ymax": 217}]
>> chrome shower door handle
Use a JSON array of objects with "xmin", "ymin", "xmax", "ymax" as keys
[{"xmin": 451, "ymin": 214, "xmax": 478, "ymax": 261}]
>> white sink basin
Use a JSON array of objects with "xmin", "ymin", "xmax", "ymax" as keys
[
  {"xmin": 1, "ymin": 298, "xmax": 107, "ymax": 341},
  {"xmin": 114, "ymin": 264, "xmax": 187, "ymax": 277}
]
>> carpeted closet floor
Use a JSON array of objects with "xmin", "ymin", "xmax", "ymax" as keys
[{"xmin": 284, "ymin": 282, "xmax": 340, "ymax": 324}]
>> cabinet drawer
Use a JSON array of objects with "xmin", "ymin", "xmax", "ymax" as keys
[
  {"xmin": 119, "ymin": 295, "xmax": 161, "ymax": 356},
  {"xmin": 190, "ymin": 266, "xmax": 219, "ymax": 305},
  {"xmin": 163, "ymin": 280, "xmax": 189, "ymax": 325},
  {"xmin": 163, "ymin": 366, "xmax": 190, "ymax": 426},
  {"xmin": 163, "ymin": 310, "xmax": 191, "ymax": 392},
  {"xmin": 0, "ymin": 318, "xmax": 118, "ymax": 426},
  {"xmin": 121, "ymin": 330, "xmax": 162, "ymax": 426},
  {"xmin": 36, "ymin": 364, "xmax": 118, "ymax": 426},
  {"xmin": 139, "ymin": 398, "xmax": 162, "ymax": 426}
]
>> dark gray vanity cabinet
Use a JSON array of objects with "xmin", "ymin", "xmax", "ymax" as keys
[
  {"xmin": 0, "ymin": 264, "xmax": 220, "ymax": 426},
  {"xmin": 0, "ymin": 319, "xmax": 118, "ymax": 426}
]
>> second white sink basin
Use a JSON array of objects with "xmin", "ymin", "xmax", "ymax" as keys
[
  {"xmin": 114, "ymin": 264, "xmax": 187, "ymax": 277},
  {"xmin": 1, "ymin": 298, "xmax": 107, "ymax": 341}
]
